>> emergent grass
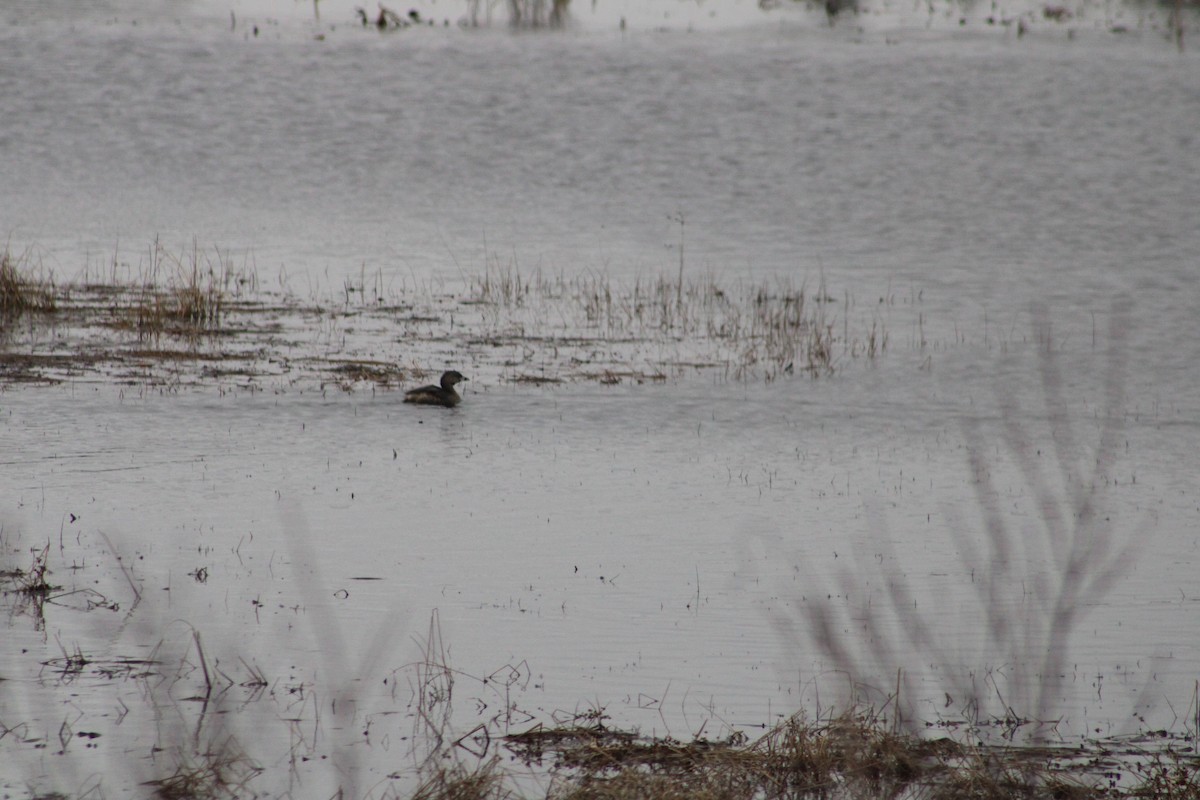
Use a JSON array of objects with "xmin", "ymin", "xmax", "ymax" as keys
[
  {"xmin": 4, "ymin": 241, "xmax": 897, "ymax": 386},
  {"xmin": 468, "ymin": 262, "xmax": 889, "ymax": 379},
  {"xmin": 0, "ymin": 246, "xmax": 57, "ymax": 315},
  {"xmin": 128, "ymin": 240, "xmax": 229, "ymax": 339}
]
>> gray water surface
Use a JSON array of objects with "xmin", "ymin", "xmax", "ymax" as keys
[{"xmin": 2, "ymin": 4, "xmax": 1199, "ymax": 795}]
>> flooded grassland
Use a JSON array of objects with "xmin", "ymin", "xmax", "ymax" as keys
[
  {"xmin": 2, "ymin": 246, "xmax": 1199, "ymax": 799},
  {"xmin": 3, "ymin": 2, "xmax": 1200, "ymax": 795}
]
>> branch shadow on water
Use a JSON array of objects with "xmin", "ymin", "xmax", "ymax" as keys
[{"xmin": 775, "ymin": 302, "xmax": 1144, "ymax": 742}]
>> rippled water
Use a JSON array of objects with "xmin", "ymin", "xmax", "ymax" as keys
[{"xmin": 2, "ymin": 1, "xmax": 1199, "ymax": 795}]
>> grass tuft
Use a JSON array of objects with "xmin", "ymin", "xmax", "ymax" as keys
[
  {"xmin": 5, "ymin": 542, "xmax": 55, "ymax": 596},
  {"xmin": 143, "ymin": 738, "xmax": 261, "ymax": 800},
  {"xmin": 0, "ymin": 246, "xmax": 57, "ymax": 315},
  {"xmin": 1132, "ymin": 756, "xmax": 1200, "ymax": 799},
  {"xmin": 412, "ymin": 758, "xmax": 514, "ymax": 800},
  {"xmin": 129, "ymin": 241, "xmax": 226, "ymax": 339}
]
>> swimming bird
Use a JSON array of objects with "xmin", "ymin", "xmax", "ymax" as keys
[{"xmin": 403, "ymin": 370, "xmax": 467, "ymax": 407}]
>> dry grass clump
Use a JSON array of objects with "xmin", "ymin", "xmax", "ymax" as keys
[
  {"xmin": 0, "ymin": 246, "xmax": 57, "ymax": 315},
  {"xmin": 127, "ymin": 241, "xmax": 228, "ymax": 339},
  {"xmin": 143, "ymin": 742, "xmax": 261, "ymax": 800},
  {"xmin": 920, "ymin": 751, "xmax": 1095, "ymax": 800},
  {"xmin": 1130, "ymin": 755, "xmax": 1200, "ymax": 800},
  {"xmin": 554, "ymin": 769, "xmax": 752, "ymax": 800},
  {"xmin": 512, "ymin": 702, "xmax": 1200, "ymax": 800},
  {"xmin": 513, "ymin": 708, "xmax": 941, "ymax": 800},
  {"xmin": 2, "ymin": 542, "xmax": 55, "ymax": 596},
  {"xmin": 525, "ymin": 709, "xmax": 1200, "ymax": 800},
  {"xmin": 1, "ymin": 240, "xmax": 244, "ymax": 340},
  {"xmin": 411, "ymin": 758, "xmax": 515, "ymax": 800},
  {"xmin": 750, "ymin": 709, "xmax": 929, "ymax": 796}
]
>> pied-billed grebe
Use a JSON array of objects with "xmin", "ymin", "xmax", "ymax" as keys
[{"xmin": 403, "ymin": 370, "xmax": 467, "ymax": 407}]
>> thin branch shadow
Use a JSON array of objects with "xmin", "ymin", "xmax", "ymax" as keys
[{"xmin": 784, "ymin": 302, "xmax": 1144, "ymax": 739}]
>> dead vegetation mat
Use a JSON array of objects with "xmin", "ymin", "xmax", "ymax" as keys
[
  {"xmin": 497, "ymin": 712, "xmax": 1200, "ymax": 800},
  {"xmin": 2, "ymin": 257, "xmax": 892, "ymax": 389}
]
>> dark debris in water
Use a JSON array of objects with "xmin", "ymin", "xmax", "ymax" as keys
[
  {"xmin": 0, "ymin": 352, "xmax": 105, "ymax": 384},
  {"xmin": 328, "ymin": 360, "xmax": 406, "ymax": 385}
]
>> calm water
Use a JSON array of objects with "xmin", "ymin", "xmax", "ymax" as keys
[{"xmin": 2, "ymin": 1, "xmax": 1199, "ymax": 795}]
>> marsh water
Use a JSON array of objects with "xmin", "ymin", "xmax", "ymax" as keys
[{"xmin": 2, "ymin": 0, "xmax": 1200, "ymax": 795}]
